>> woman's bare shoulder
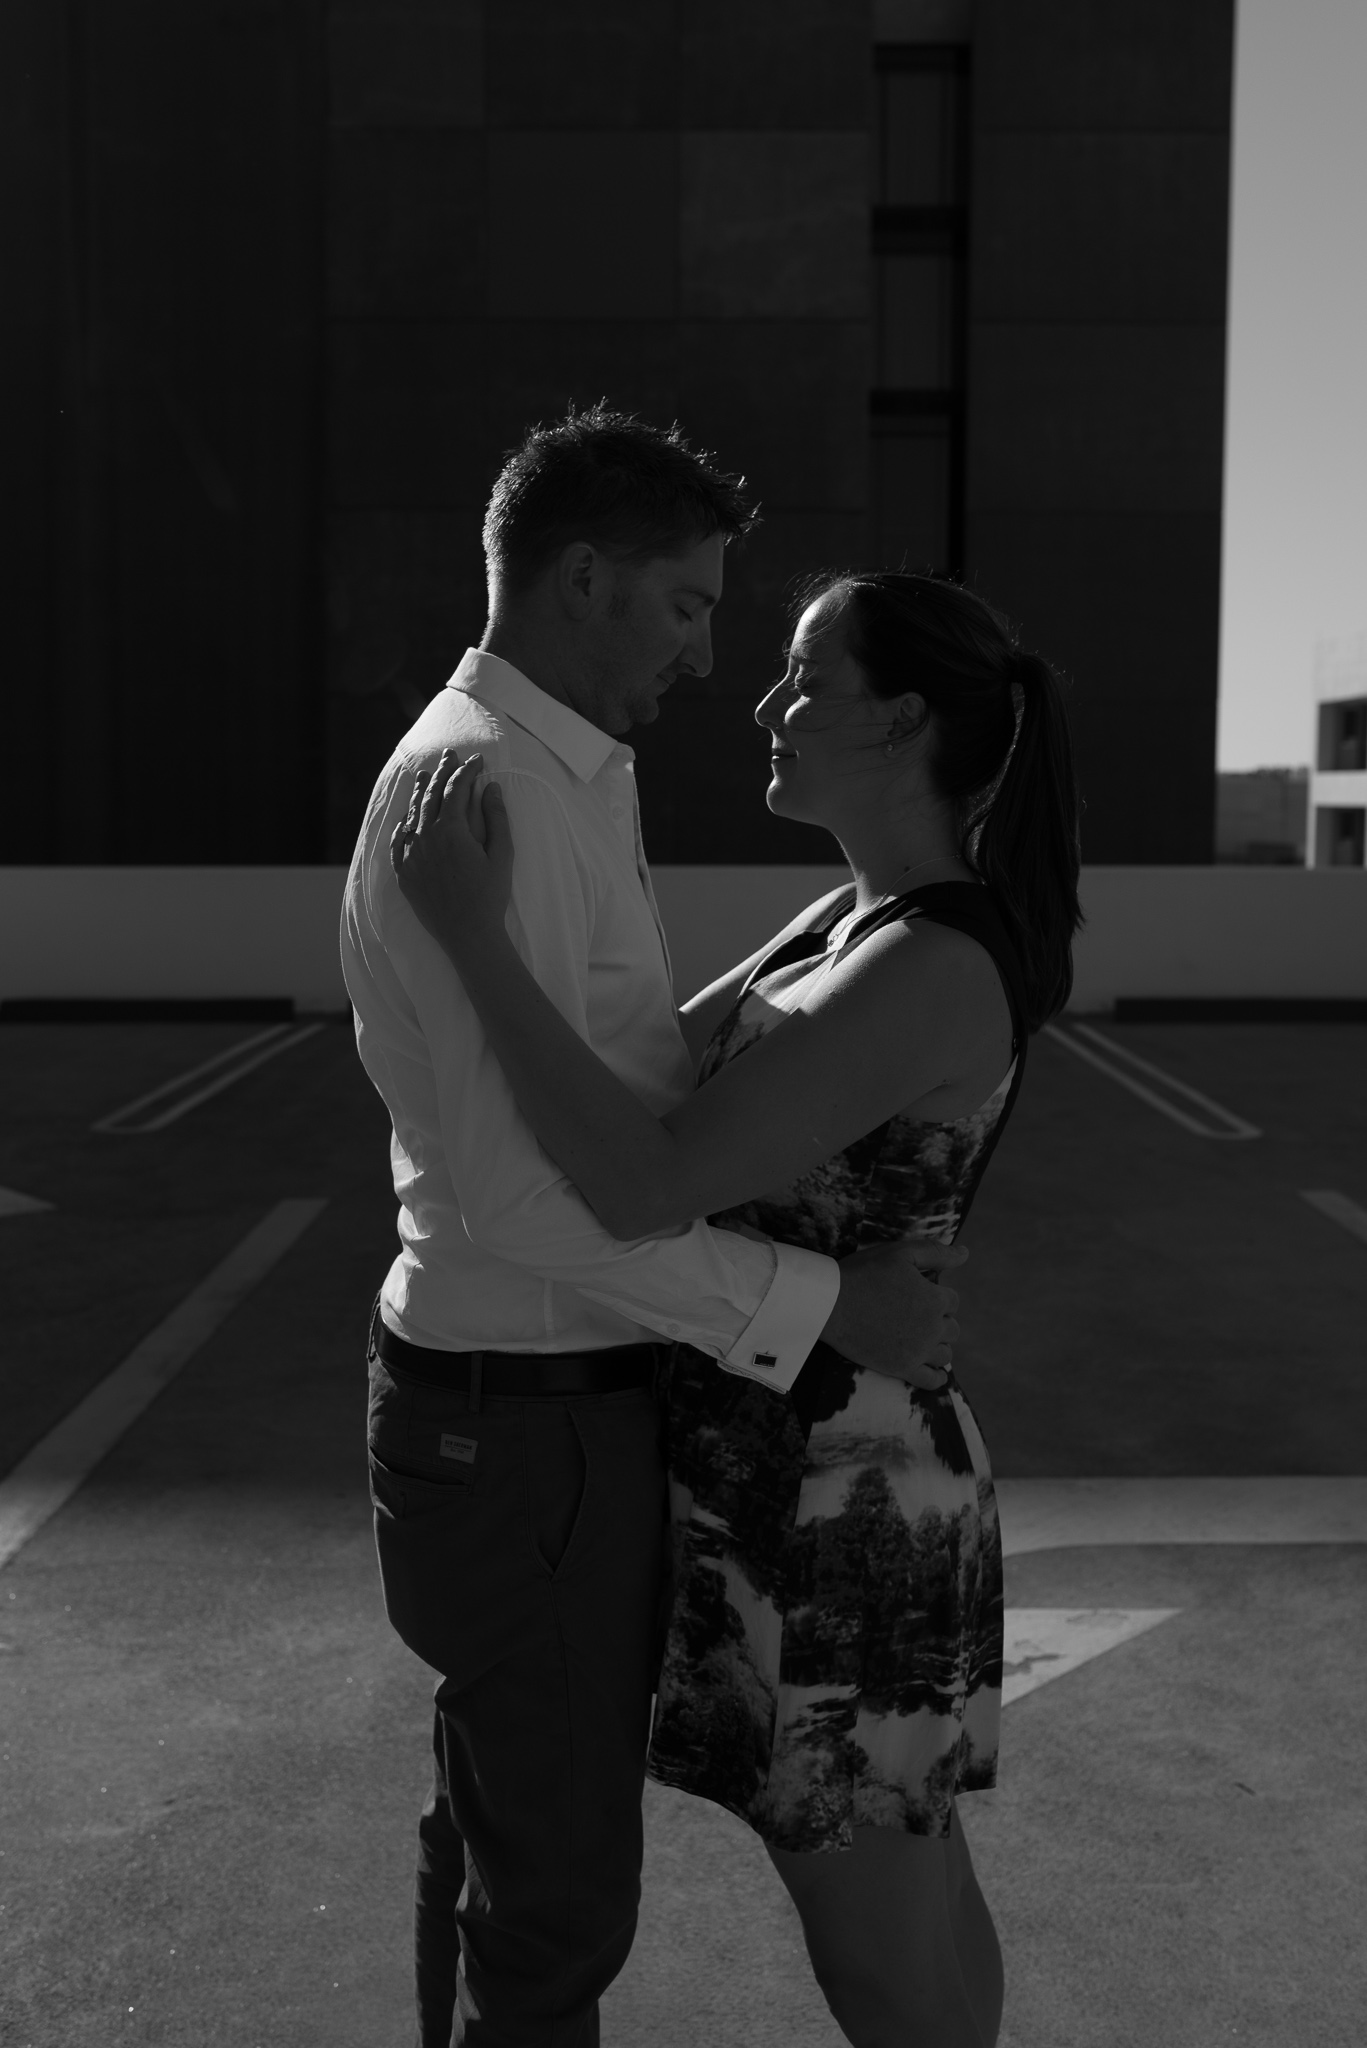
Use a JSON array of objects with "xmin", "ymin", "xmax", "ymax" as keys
[
  {"xmin": 837, "ymin": 910, "xmax": 1007, "ymax": 1006},
  {"xmin": 804, "ymin": 911, "xmax": 1013, "ymax": 1088}
]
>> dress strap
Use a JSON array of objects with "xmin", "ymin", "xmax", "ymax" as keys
[
  {"xmin": 810, "ymin": 884, "xmax": 859, "ymax": 935},
  {"xmin": 732, "ymin": 880, "xmax": 1029, "ymax": 1057},
  {"xmin": 733, "ymin": 885, "xmax": 857, "ymax": 1007}
]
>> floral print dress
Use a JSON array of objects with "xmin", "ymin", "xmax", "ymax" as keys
[{"xmin": 647, "ymin": 882, "xmax": 1028, "ymax": 1853}]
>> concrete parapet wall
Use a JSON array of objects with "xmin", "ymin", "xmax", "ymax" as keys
[
  {"xmin": 1067, "ymin": 865, "xmax": 1367, "ymax": 1009},
  {"xmin": 2, "ymin": 865, "xmax": 1365, "ymax": 1016},
  {"xmin": 655, "ymin": 865, "xmax": 1367, "ymax": 1010},
  {"xmin": 0, "ymin": 869, "xmax": 354, "ymax": 1015}
]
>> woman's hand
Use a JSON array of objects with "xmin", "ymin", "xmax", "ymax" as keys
[{"xmin": 390, "ymin": 749, "xmax": 514, "ymax": 956}]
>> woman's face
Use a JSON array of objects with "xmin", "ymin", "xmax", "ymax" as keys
[{"xmin": 755, "ymin": 594, "xmax": 918, "ymax": 830}]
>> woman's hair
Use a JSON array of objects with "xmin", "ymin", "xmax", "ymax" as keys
[
  {"xmin": 483, "ymin": 403, "xmax": 759, "ymax": 592},
  {"xmin": 801, "ymin": 570, "xmax": 1082, "ymax": 1030}
]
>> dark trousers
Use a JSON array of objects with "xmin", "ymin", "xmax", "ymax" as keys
[{"xmin": 367, "ymin": 1333, "xmax": 667, "ymax": 2047}]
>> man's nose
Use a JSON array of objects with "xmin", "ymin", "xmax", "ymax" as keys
[{"xmin": 687, "ymin": 614, "xmax": 714, "ymax": 679}]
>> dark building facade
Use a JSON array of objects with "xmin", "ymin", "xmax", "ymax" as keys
[{"xmin": 3, "ymin": 0, "xmax": 1233, "ymax": 867}]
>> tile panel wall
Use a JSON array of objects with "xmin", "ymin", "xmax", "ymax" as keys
[
  {"xmin": 966, "ymin": 0, "xmax": 1234, "ymax": 864},
  {"xmin": 323, "ymin": 0, "xmax": 872, "ymax": 860}
]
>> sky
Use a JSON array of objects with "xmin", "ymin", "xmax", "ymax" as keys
[{"xmin": 1217, "ymin": 0, "xmax": 1367, "ymax": 768}]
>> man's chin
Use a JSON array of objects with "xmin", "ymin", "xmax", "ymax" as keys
[{"xmin": 623, "ymin": 683, "xmax": 670, "ymax": 728}]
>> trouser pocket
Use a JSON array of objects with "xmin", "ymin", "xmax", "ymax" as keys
[{"xmin": 522, "ymin": 1400, "xmax": 586, "ymax": 1576}]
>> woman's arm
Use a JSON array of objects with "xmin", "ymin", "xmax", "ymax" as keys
[{"xmin": 392, "ymin": 753, "xmax": 1011, "ymax": 1243}]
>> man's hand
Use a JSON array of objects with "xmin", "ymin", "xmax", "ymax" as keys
[{"xmin": 821, "ymin": 1238, "xmax": 967, "ymax": 1391}]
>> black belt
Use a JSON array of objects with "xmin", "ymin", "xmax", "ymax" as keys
[{"xmin": 371, "ymin": 1310, "xmax": 662, "ymax": 1405}]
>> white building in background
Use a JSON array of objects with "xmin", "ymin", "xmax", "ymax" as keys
[{"xmin": 1308, "ymin": 636, "xmax": 1367, "ymax": 867}]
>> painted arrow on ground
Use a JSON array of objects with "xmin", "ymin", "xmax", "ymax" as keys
[{"xmin": 1002, "ymin": 1608, "xmax": 1180, "ymax": 1705}]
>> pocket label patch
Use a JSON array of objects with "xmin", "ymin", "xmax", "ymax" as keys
[{"xmin": 440, "ymin": 1433, "xmax": 478, "ymax": 1465}]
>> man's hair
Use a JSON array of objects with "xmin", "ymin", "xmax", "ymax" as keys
[{"xmin": 482, "ymin": 402, "xmax": 760, "ymax": 593}]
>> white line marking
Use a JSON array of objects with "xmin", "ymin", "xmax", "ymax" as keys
[
  {"xmin": 0, "ymin": 1186, "xmax": 54, "ymax": 1218},
  {"xmin": 90, "ymin": 1024, "xmax": 292, "ymax": 1127},
  {"xmin": 93, "ymin": 1023, "xmax": 325, "ymax": 1134},
  {"xmin": 1002, "ymin": 1608, "xmax": 1179, "ymax": 1705},
  {"xmin": 1070, "ymin": 1023, "xmax": 1263, "ymax": 1136},
  {"xmin": 1301, "ymin": 1188, "xmax": 1367, "ymax": 1246},
  {"xmin": 1043, "ymin": 1023, "xmax": 1261, "ymax": 1138},
  {"xmin": 0, "ymin": 1198, "xmax": 326, "ymax": 1571},
  {"xmin": 997, "ymin": 1476, "xmax": 1367, "ymax": 1557}
]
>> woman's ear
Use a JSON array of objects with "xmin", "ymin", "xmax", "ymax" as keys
[{"xmin": 888, "ymin": 691, "xmax": 930, "ymax": 744}]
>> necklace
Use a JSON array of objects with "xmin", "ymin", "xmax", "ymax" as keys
[{"xmin": 835, "ymin": 854, "xmax": 965, "ymax": 945}]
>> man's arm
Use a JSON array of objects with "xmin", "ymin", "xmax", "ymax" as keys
[
  {"xmin": 386, "ymin": 760, "xmax": 1005, "ymax": 1246},
  {"xmin": 370, "ymin": 756, "xmax": 842, "ymax": 1390}
]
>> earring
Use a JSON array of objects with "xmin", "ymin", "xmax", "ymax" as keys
[{"xmin": 884, "ymin": 738, "xmax": 896, "ymax": 757}]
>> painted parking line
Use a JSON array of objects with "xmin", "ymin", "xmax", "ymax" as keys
[
  {"xmin": 92, "ymin": 1022, "xmax": 326, "ymax": 1134},
  {"xmin": 0, "ymin": 1186, "xmax": 53, "ymax": 1218},
  {"xmin": 1301, "ymin": 1188, "xmax": 1367, "ymax": 1246},
  {"xmin": 91, "ymin": 1022, "xmax": 292, "ymax": 1129},
  {"xmin": 0, "ymin": 1197, "xmax": 326, "ymax": 1571},
  {"xmin": 1043, "ymin": 1021, "xmax": 1261, "ymax": 1139},
  {"xmin": 1002, "ymin": 1608, "xmax": 1180, "ymax": 1705},
  {"xmin": 996, "ymin": 1475, "xmax": 1367, "ymax": 1557}
]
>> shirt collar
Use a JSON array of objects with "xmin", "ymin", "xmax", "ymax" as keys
[{"xmin": 447, "ymin": 649, "xmax": 624, "ymax": 782}]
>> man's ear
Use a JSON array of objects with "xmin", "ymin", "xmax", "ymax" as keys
[{"xmin": 555, "ymin": 542, "xmax": 598, "ymax": 621}]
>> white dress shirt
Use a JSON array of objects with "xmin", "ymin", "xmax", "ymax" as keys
[{"xmin": 340, "ymin": 648, "xmax": 840, "ymax": 1390}]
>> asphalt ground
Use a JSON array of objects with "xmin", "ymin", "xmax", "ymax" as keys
[{"xmin": 1, "ymin": 1016, "xmax": 1365, "ymax": 2046}]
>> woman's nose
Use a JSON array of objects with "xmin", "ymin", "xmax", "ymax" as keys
[{"xmin": 754, "ymin": 679, "xmax": 790, "ymax": 729}]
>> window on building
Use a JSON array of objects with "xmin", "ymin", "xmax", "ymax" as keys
[
  {"xmin": 871, "ymin": 44, "xmax": 970, "ymax": 578},
  {"xmin": 1316, "ymin": 698, "xmax": 1367, "ymax": 773},
  {"xmin": 1314, "ymin": 806, "xmax": 1366, "ymax": 867}
]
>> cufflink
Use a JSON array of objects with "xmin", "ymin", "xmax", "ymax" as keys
[{"xmin": 752, "ymin": 1352, "xmax": 777, "ymax": 1369}]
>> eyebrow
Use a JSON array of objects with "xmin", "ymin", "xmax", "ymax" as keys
[{"xmin": 676, "ymin": 586, "xmax": 720, "ymax": 608}]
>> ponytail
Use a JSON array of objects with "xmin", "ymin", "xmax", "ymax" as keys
[
  {"xmin": 972, "ymin": 651, "xmax": 1082, "ymax": 1026},
  {"xmin": 798, "ymin": 572, "xmax": 1083, "ymax": 1030}
]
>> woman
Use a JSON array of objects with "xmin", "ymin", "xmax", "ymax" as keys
[{"xmin": 392, "ymin": 571, "xmax": 1081, "ymax": 2048}]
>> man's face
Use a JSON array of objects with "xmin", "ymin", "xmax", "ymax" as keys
[{"xmin": 583, "ymin": 532, "xmax": 724, "ymax": 733}]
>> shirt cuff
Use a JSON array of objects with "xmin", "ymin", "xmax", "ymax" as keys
[{"xmin": 719, "ymin": 1241, "xmax": 841, "ymax": 1394}]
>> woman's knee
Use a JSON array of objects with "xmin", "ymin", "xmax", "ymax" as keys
[{"xmin": 770, "ymin": 1830, "xmax": 980, "ymax": 2038}]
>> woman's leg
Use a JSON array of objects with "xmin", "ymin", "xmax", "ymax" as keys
[
  {"xmin": 767, "ymin": 1814, "xmax": 1001, "ymax": 2048},
  {"xmin": 944, "ymin": 1803, "xmax": 1004, "ymax": 2047}
]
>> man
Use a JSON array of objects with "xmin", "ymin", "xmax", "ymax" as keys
[{"xmin": 340, "ymin": 406, "xmax": 962, "ymax": 2046}]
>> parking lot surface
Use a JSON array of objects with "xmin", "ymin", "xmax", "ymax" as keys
[{"xmin": 1, "ymin": 1016, "xmax": 1364, "ymax": 2045}]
